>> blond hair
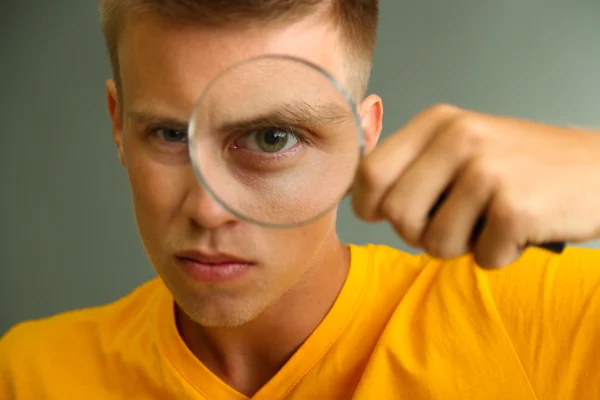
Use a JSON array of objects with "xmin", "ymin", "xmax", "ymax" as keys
[{"xmin": 98, "ymin": 0, "xmax": 379, "ymax": 99}]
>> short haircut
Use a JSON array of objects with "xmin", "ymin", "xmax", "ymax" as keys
[{"xmin": 99, "ymin": 0, "xmax": 379, "ymax": 100}]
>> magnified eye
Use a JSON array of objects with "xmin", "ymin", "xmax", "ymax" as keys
[
  {"xmin": 235, "ymin": 128, "xmax": 300, "ymax": 153},
  {"xmin": 183, "ymin": 54, "xmax": 364, "ymax": 228}
]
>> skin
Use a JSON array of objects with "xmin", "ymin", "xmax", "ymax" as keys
[
  {"xmin": 353, "ymin": 106, "xmax": 600, "ymax": 268},
  {"xmin": 107, "ymin": 10, "xmax": 382, "ymax": 396},
  {"xmin": 107, "ymin": 5, "xmax": 600, "ymax": 398}
]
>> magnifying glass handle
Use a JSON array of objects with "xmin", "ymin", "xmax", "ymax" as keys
[
  {"xmin": 429, "ymin": 192, "xmax": 566, "ymax": 254},
  {"xmin": 535, "ymin": 241, "xmax": 566, "ymax": 253}
]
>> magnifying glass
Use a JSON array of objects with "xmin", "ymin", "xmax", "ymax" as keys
[
  {"xmin": 188, "ymin": 54, "xmax": 364, "ymax": 228},
  {"xmin": 187, "ymin": 54, "xmax": 565, "ymax": 254}
]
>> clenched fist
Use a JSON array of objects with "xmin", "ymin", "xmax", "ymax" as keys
[{"xmin": 352, "ymin": 104, "xmax": 600, "ymax": 268}]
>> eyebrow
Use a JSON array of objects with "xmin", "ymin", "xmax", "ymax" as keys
[
  {"xmin": 126, "ymin": 101, "xmax": 354, "ymax": 133},
  {"xmin": 127, "ymin": 110, "xmax": 189, "ymax": 130},
  {"xmin": 217, "ymin": 101, "xmax": 354, "ymax": 133}
]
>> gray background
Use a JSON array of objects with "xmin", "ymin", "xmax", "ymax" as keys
[{"xmin": 1, "ymin": 2, "xmax": 599, "ymax": 335}]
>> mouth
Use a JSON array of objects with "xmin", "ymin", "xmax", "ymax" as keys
[{"xmin": 174, "ymin": 250, "xmax": 255, "ymax": 283}]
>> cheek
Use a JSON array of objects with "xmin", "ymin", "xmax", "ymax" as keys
[
  {"xmin": 258, "ymin": 213, "xmax": 336, "ymax": 274},
  {"xmin": 122, "ymin": 137, "xmax": 188, "ymax": 239}
]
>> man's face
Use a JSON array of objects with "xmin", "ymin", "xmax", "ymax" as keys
[{"xmin": 108, "ymin": 11, "xmax": 375, "ymax": 327}]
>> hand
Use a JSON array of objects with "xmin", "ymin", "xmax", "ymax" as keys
[{"xmin": 352, "ymin": 104, "xmax": 600, "ymax": 268}]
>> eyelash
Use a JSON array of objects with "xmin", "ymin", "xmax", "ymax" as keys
[
  {"xmin": 149, "ymin": 127, "xmax": 189, "ymax": 144},
  {"xmin": 282, "ymin": 127, "xmax": 311, "ymax": 145},
  {"xmin": 233, "ymin": 125, "xmax": 312, "ymax": 147}
]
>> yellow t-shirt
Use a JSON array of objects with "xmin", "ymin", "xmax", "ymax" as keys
[{"xmin": 2, "ymin": 244, "xmax": 600, "ymax": 399}]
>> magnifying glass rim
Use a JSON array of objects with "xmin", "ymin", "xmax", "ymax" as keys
[{"xmin": 187, "ymin": 53, "xmax": 365, "ymax": 229}]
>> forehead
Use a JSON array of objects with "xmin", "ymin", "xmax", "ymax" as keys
[{"xmin": 118, "ymin": 11, "xmax": 347, "ymax": 118}]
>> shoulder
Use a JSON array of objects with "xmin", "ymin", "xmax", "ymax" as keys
[
  {"xmin": 481, "ymin": 246, "xmax": 600, "ymax": 331},
  {"xmin": 361, "ymin": 242, "xmax": 600, "ymax": 291},
  {"xmin": 483, "ymin": 246, "xmax": 600, "ymax": 304},
  {"xmin": 351, "ymin": 243, "xmax": 429, "ymax": 276},
  {"xmin": 352, "ymin": 243, "xmax": 474, "ymax": 293},
  {"xmin": 482, "ymin": 247, "xmax": 600, "ymax": 396},
  {"xmin": 353, "ymin": 246, "xmax": 600, "ymax": 397},
  {"xmin": 348, "ymin": 243, "xmax": 433, "ymax": 311},
  {"xmin": 353, "ymin": 243, "xmax": 600, "ymax": 333},
  {"xmin": 0, "ymin": 278, "xmax": 163, "ymax": 379}
]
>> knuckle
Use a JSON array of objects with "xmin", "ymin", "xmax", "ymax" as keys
[
  {"xmin": 424, "ymin": 103, "xmax": 461, "ymax": 119},
  {"xmin": 442, "ymin": 114, "xmax": 487, "ymax": 155},
  {"xmin": 446, "ymin": 113, "xmax": 480, "ymax": 133},
  {"xmin": 423, "ymin": 222, "xmax": 465, "ymax": 260},
  {"xmin": 461, "ymin": 157, "xmax": 501, "ymax": 194},
  {"xmin": 381, "ymin": 198, "xmax": 421, "ymax": 245},
  {"xmin": 489, "ymin": 192, "xmax": 537, "ymax": 235}
]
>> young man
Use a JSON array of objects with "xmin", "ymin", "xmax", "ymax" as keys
[{"xmin": 2, "ymin": 1, "xmax": 600, "ymax": 399}]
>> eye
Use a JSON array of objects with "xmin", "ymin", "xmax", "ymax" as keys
[
  {"xmin": 234, "ymin": 128, "xmax": 300, "ymax": 153},
  {"xmin": 152, "ymin": 127, "xmax": 188, "ymax": 143}
]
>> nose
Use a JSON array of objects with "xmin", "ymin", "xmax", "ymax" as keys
[{"xmin": 182, "ymin": 172, "xmax": 239, "ymax": 230}]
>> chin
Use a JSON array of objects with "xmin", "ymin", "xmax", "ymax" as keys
[
  {"xmin": 166, "ymin": 277, "xmax": 273, "ymax": 328},
  {"xmin": 176, "ymin": 294, "xmax": 267, "ymax": 328}
]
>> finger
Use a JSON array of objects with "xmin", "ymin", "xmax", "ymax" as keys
[
  {"xmin": 378, "ymin": 141, "xmax": 463, "ymax": 246},
  {"xmin": 379, "ymin": 113, "xmax": 491, "ymax": 246},
  {"xmin": 473, "ymin": 194, "xmax": 528, "ymax": 269},
  {"xmin": 352, "ymin": 104, "xmax": 461, "ymax": 221},
  {"xmin": 421, "ymin": 157, "xmax": 496, "ymax": 259}
]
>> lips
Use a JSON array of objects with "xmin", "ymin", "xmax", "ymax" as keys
[
  {"xmin": 174, "ymin": 250, "xmax": 254, "ymax": 283},
  {"xmin": 175, "ymin": 250, "xmax": 254, "ymax": 265}
]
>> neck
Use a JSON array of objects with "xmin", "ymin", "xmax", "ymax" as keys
[{"xmin": 175, "ymin": 238, "xmax": 350, "ymax": 396}]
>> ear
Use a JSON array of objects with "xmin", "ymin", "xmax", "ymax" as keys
[
  {"xmin": 357, "ymin": 94, "xmax": 383, "ymax": 153},
  {"xmin": 106, "ymin": 79, "xmax": 126, "ymax": 167}
]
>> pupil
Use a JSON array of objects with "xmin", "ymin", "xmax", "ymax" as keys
[
  {"xmin": 163, "ymin": 128, "xmax": 184, "ymax": 142},
  {"xmin": 264, "ymin": 131, "xmax": 284, "ymax": 145},
  {"xmin": 258, "ymin": 130, "xmax": 288, "ymax": 152}
]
